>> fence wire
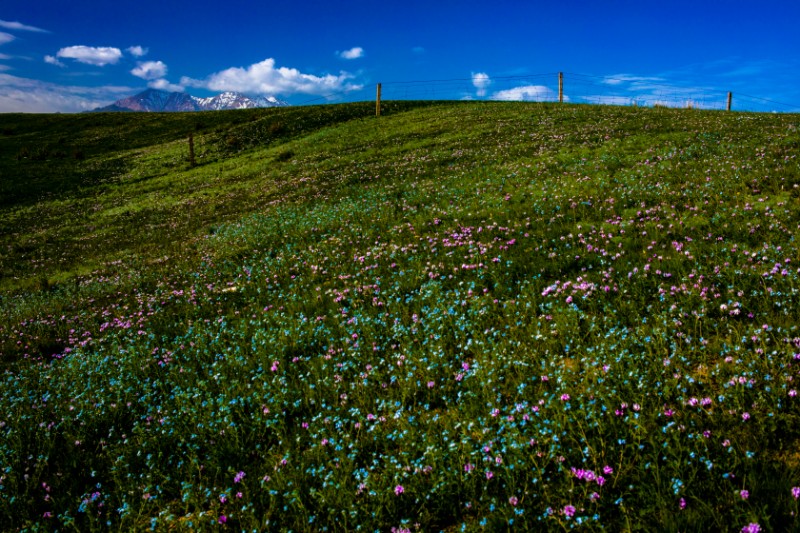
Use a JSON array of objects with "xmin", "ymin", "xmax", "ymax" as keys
[{"xmin": 299, "ymin": 72, "xmax": 800, "ymax": 113}]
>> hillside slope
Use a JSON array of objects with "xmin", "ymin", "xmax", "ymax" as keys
[{"xmin": 2, "ymin": 103, "xmax": 800, "ymax": 530}]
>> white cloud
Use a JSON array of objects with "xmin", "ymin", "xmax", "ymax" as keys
[
  {"xmin": 491, "ymin": 85, "xmax": 559, "ymax": 102},
  {"xmin": 0, "ymin": 32, "xmax": 14, "ymax": 45},
  {"xmin": 127, "ymin": 45, "xmax": 148, "ymax": 57},
  {"xmin": 0, "ymin": 52, "xmax": 10, "ymax": 60},
  {"xmin": 0, "ymin": 73, "xmax": 134, "ymax": 112},
  {"xmin": 44, "ymin": 55, "xmax": 65, "ymax": 67},
  {"xmin": 471, "ymin": 72, "xmax": 491, "ymax": 97},
  {"xmin": 181, "ymin": 57, "xmax": 362, "ymax": 96},
  {"xmin": 56, "ymin": 46, "xmax": 123, "ymax": 66},
  {"xmin": 338, "ymin": 47, "xmax": 364, "ymax": 60},
  {"xmin": 601, "ymin": 74, "xmax": 665, "ymax": 86},
  {"xmin": 131, "ymin": 60, "xmax": 168, "ymax": 80},
  {"xmin": 148, "ymin": 78, "xmax": 184, "ymax": 92},
  {"xmin": 0, "ymin": 20, "xmax": 48, "ymax": 32}
]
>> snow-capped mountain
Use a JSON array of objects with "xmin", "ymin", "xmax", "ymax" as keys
[
  {"xmin": 92, "ymin": 89, "xmax": 289, "ymax": 112},
  {"xmin": 191, "ymin": 92, "xmax": 289, "ymax": 110}
]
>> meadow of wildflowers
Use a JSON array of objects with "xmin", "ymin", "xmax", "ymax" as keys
[{"xmin": 2, "ymin": 102, "xmax": 800, "ymax": 531}]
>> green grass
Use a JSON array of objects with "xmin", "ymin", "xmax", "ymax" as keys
[{"xmin": 2, "ymin": 102, "xmax": 800, "ymax": 531}]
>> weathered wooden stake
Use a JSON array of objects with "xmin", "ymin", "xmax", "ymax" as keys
[
  {"xmin": 558, "ymin": 72, "xmax": 564, "ymax": 103},
  {"xmin": 727, "ymin": 91, "xmax": 733, "ymax": 112},
  {"xmin": 376, "ymin": 83, "xmax": 382, "ymax": 117},
  {"xmin": 188, "ymin": 133, "xmax": 196, "ymax": 167}
]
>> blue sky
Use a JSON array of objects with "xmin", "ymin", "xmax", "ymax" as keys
[{"xmin": 1, "ymin": 0, "xmax": 799, "ymax": 112}]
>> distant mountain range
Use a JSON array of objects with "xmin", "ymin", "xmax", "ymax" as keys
[{"xmin": 91, "ymin": 89, "xmax": 289, "ymax": 112}]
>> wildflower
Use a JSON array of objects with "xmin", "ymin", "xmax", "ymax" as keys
[
  {"xmin": 740, "ymin": 489, "xmax": 749, "ymax": 500},
  {"xmin": 234, "ymin": 471, "xmax": 245, "ymax": 483},
  {"xmin": 563, "ymin": 505, "xmax": 576, "ymax": 518},
  {"xmin": 560, "ymin": 393, "xmax": 570, "ymax": 401},
  {"xmin": 509, "ymin": 496, "xmax": 518, "ymax": 506},
  {"xmin": 793, "ymin": 487, "xmax": 800, "ymax": 499},
  {"xmin": 394, "ymin": 485, "xmax": 404, "ymax": 495},
  {"xmin": 742, "ymin": 412, "xmax": 750, "ymax": 421},
  {"xmin": 218, "ymin": 515, "xmax": 227, "ymax": 524},
  {"xmin": 679, "ymin": 498, "xmax": 686, "ymax": 509},
  {"xmin": 741, "ymin": 523, "xmax": 761, "ymax": 533},
  {"xmin": 486, "ymin": 470, "xmax": 494, "ymax": 480}
]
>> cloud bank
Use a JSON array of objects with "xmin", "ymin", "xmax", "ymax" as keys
[
  {"xmin": 0, "ymin": 73, "xmax": 134, "ymax": 112},
  {"xmin": 0, "ymin": 32, "xmax": 14, "ymax": 45},
  {"xmin": 56, "ymin": 46, "xmax": 123, "ymax": 66},
  {"xmin": 182, "ymin": 58, "xmax": 362, "ymax": 96},
  {"xmin": 492, "ymin": 85, "xmax": 559, "ymax": 102}
]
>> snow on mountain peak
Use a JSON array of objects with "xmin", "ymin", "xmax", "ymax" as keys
[{"xmin": 93, "ymin": 90, "xmax": 289, "ymax": 112}]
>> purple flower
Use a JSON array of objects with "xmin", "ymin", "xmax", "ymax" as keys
[
  {"xmin": 679, "ymin": 498, "xmax": 686, "ymax": 510},
  {"xmin": 234, "ymin": 471, "xmax": 245, "ymax": 483},
  {"xmin": 741, "ymin": 523, "xmax": 760, "ymax": 533},
  {"xmin": 218, "ymin": 515, "xmax": 227, "ymax": 524},
  {"xmin": 394, "ymin": 485, "xmax": 404, "ymax": 495},
  {"xmin": 740, "ymin": 489, "xmax": 749, "ymax": 500},
  {"xmin": 792, "ymin": 487, "xmax": 800, "ymax": 499},
  {"xmin": 563, "ymin": 505, "xmax": 576, "ymax": 518},
  {"xmin": 509, "ymin": 496, "xmax": 518, "ymax": 506}
]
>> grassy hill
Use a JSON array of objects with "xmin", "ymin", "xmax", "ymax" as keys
[{"xmin": 2, "ymin": 102, "xmax": 800, "ymax": 531}]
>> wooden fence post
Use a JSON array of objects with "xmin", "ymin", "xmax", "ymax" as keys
[
  {"xmin": 558, "ymin": 72, "xmax": 564, "ymax": 103},
  {"xmin": 727, "ymin": 92, "xmax": 732, "ymax": 112},
  {"xmin": 376, "ymin": 83, "xmax": 382, "ymax": 117},
  {"xmin": 188, "ymin": 133, "xmax": 196, "ymax": 167}
]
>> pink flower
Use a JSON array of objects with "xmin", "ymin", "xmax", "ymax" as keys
[
  {"xmin": 234, "ymin": 471, "xmax": 245, "ymax": 483},
  {"xmin": 792, "ymin": 487, "xmax": 800, "ymax": 499},
  {"xmin": 740, "ymin": 489, "xmax": 749, "ymax": 500},
  {"xmin": 218, "ymin": 515, "xmax": 227, "ymax": 524},
  {"xmin": 509, "ymin": 496, "xmax": 518, "ymax": 506},
  {"xmin": 394, "ymin": 485, "xmax": 404, "ymax": 495},
  {"xmin": 486, "ymin": 470, "xmax": 494, "ymax": 480},
  {"xmin": 563, "ymin": 504, "xmax": 576, "ymax": 518},
  {"xmin": 679, "ymin": 498, "xmax": 686, "ymax": 509}
]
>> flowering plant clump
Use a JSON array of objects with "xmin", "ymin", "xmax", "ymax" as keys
[{"xmin": 2, "ymin": 102, "xmax": 800, "ymax": 530}]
